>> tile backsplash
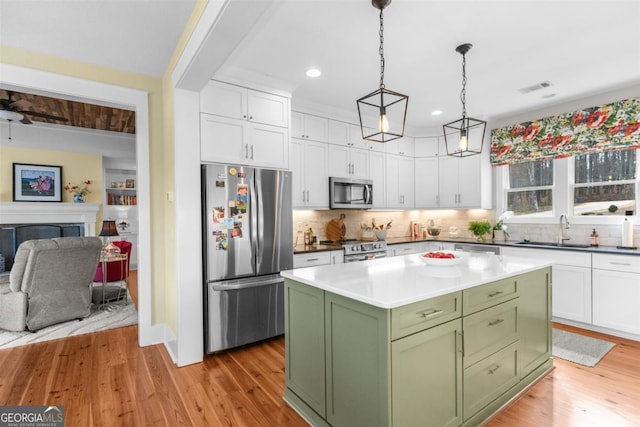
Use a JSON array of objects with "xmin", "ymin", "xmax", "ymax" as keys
[
  {"xmin": 293, "ymin": 209, "xmax": 639, "ymax": 248},
  {"xmin": 292, "ymin": 209, "xmax": 496, "ymax": 243}
]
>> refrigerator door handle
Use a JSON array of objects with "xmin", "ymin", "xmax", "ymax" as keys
[{"xmin": 210, "ymin": 275, "xmax": 283, "ymax": 291}]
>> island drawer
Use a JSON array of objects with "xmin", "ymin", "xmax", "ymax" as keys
[
  {"xmin": 463, "ymin": 276, "xmax": 518, "ymax": 315},
  {"xmin": 391, "ymin": 291, "xmax": 461, "ymax": 340},
  {"xmin": 463, "ymin": 299, "xmax": 519, "ymax": 367},
  {"xmin": 463, "ymin": 340, "xmax": 520, "ymax": 420}
]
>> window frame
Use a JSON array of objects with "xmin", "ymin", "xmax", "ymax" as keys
[{"xmin": 496, "ymin": 153, "xmax": 640, "ymax": 226}]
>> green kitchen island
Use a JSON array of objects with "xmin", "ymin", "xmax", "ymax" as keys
[{"xmin": 280, "ymin": 252, "xmax": 554, "ymax": 427}]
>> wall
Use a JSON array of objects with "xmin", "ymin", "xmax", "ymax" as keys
[{"xmin": 0, "ymin": 145, "xmax": 103, "ymax": 206}]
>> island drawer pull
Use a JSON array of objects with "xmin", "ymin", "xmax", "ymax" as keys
[
  {"xmin": 488, "ymin": 364, "xmax": 501, "ymax": 375},
  {"xmin": 418, "ymin": 309, "xmax": 444, "ymax": 318},
  {"xmin": 306, "ymin": 258, "xmax": 319, "ymax": 262},
  {"xmin": 487, "ymin": 290, "xmax": 504, "ymax": 298},
  {"xmin": 609, "ymin": 261, "xmax": 631, "ymax": 266},
  {"xmin": 488, "ymin": 318, "xmax": 504, "ymax": 327}
]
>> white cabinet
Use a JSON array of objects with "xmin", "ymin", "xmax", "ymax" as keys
[
  {"xmin": 368, "ymin": 150, "xmax": 386, "ymax": 208},
  {"xmin": 414, "ymin": 136, "xmax": 440, "ymax": 157},
  {"xmin": 328, "ymin": 145, "xmax": 369, "ymax": 179},
  {"xmin": 592, "ymin": 254, "xmax": 640, "ymax": 335},
  {"xmin": 414, "ymin": 157, "xmax": 439, "ymax": 208},
  {"xmin": 293, "ymin": 250, "xmax": 343, "ymax": 268},
  {"xmin": 328, "ymin": 120, "xmax": 353, "ymax": 147},
  {"xmin": 200, "ymin": 80, "xmax": 288, "ymax": 128},
  {"xmin": 292, "ymin": 112, "xmax": 329, "ymax": 142},
  {"xmin": 200, "ymin": 114, "xmax": 289, "ymax": 168},
  {"xmin": 438, "ymin": 154, "xmax": 482, "ymax": 208},
  {"xmin": 386, "ymin": 154, "xmax": 414, "ymax": 208},
  {"xmin": 501, "ymin": 247, "xmax": 592, "ymax": 324},
  {"xmin": 385, "ymin": 136, "xmax": 414, "ymax": 157},
  {"xmin": 390, "ymin": 242, "xmax": 426, "ymax": 257},
  {"xmin": 291, "ymin": 139, "xmax": 329, "ymax": 208}
]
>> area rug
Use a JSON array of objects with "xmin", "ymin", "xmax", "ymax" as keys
[
  {"xmin": 552, "ymin": 328, "xmax": 615, "ymax": 367},
  {"xmin": 0, "ymin": 301, "xmax": 137, "ymax": 350}
]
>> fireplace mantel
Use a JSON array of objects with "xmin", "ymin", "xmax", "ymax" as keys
[{"xmin": 0, "ymin": 202, "xmax": 100, "ymax": 236}]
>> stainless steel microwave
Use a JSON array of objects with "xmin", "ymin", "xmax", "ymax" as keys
[{"xmin": 329, "ymin": 177, "xmax": 373, "ymax": 209}]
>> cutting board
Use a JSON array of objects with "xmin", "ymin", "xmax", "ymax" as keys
[{"xmin": 326, "ymin": 214, "xmax": 346, "ymax": 242}]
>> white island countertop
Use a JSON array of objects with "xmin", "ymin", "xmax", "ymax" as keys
[{"xmin": 280, "ymin": 252, "xmax": 553, "ymax": 309}]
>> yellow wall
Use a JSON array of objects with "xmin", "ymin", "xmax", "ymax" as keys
[{"xmin": 0, "ymin": 146, "xmax": 103, "ymax": 202}]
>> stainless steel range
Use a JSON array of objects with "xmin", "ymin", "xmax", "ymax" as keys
[{"xmin": 343, "ymin": 241, "xmax": 388, "ymax": 263}]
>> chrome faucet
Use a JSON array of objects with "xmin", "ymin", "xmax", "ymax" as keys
[{"xmin": 559, "ymin": 214, "xmax": 570, "ymax": 244}]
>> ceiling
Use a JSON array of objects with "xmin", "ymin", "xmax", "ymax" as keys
[
  {"xmin": 0, "ymin": 90, "xmax": 136, "ymax": 134},
  {"xmin": 1, "ymin": 0, "xmax": 639, "ymax": 135}
]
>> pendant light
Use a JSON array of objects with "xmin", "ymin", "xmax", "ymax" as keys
[
  {"xmin": 443, "ymin": 43, "xmax": 486, "ymax": 157},
  {"xmin": 357, "ymin": 0, "xmax": 408, "ymax": 143}
]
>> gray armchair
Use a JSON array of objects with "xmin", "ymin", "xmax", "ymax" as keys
[{"xmin": 0, "ymin": 237, "xmax": 102, "ymax": 331}]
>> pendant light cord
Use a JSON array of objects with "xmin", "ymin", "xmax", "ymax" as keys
[
  {"xmin": 460, "ymin": 52, "xmax": 467, "ymax": 118},
  {"xmin": 379, "ymin": 9, "xmax": 385, "ymax": 89}
]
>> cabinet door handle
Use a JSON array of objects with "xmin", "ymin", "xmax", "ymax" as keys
[
  {"xmin": 249, "ymin": 116, "xmax": 253, "ymax": 120},
  {"xmin": 245, "ymin": 144, "xmax": 249, "ymax": 158},
  {"xmin": 488, "ymin": 290, "xmax": 504, "ymax": 298},
  {"xmin": 306, "ymin": 190, "xmax": 310, "ymax": 202},
  {"xmin": 488, "ymin": 318, "xmax": 505, "ymax": 327},
  {"xmin": 609, "ymin": 261, "xmax": 631, "ymax": 266},
  {"xmin": 302, "ymin": 190, "xmax": 306, "ymax": 202},
  {"xmin": 250, "ymin": 145, "xmax": 254, "ymax": 160},
  {"xmin": 418, "ymin": 309, "xmax": 443, "ymax": 318},
  {"xmin": 488, "ymin": 364, "xmax": 501, "ymax": 375},
  {"xmin": 457, "ymin": 331, "xmax": 464, "ymax": 355}
]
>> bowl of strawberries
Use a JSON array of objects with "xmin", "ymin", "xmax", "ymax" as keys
[{"xmin": 419, "ymin": 251, "xmax": 463, "ymax": 266}]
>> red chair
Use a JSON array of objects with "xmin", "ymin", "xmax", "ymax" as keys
[
  {"xmin": 93, "ymin": 240, "xmax": 132, "ymax": 305},
  {"xmin": 93, "ymin": 240, "xmax": 132, "ymax": 282}
]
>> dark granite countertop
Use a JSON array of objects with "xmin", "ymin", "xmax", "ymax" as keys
[{"xmin": 294, "ymin": 236, "xmax": 640, "ymax": 256}]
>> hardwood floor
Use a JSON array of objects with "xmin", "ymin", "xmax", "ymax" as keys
[{"xmin": 1, "ymin": 274, "xmax": 639, "ymax": 426}]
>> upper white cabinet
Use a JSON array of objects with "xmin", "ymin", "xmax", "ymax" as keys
[
  {"xmin": 385, "ymin": 136, "xmax": 414, "ymax": 157},
  {"xmin": 292, "ymin": 111, "xmax": 329, "ymax": 142},
  {"xmin": 414, "ymin": 136, "xmax": 439, "ymax": 157},
  {"xmin": 438, "ymin": 154, "xmax": 483, "ymax": 208},
  {"xmin": 291, "ymin": 139, "xmax": 329, "ymax": 208},
  {"xmin": 414, "ymin": 157, "xmax": 439, "ymax": 208},
  {"xmin": 200, "ymin": 80, "xmax": 290, "ymax": 168},
  {"xmin": 386, "ymin": 154, "xmax": 414, "ymax": 208},
  {"xmin": 368, "ymin": 150, "xmax": 386, "ymax": 208},
  {"xmin": 200, "ymin": 114, "xmax": 289, "ymax": 169},
  {"xmin": 328, "ymin": 145, "xmax": 369, "ymax": 180},
  {"xmin": 200, "ymin": 80, "xmax": 288, "ymax": 128},
  {"xmin": 328, "ymin": 120, "xmax": 352, "ymax": 147}
]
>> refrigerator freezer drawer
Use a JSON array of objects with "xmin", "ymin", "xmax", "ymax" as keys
[{"xmin": 206, "ymin": 275, "xmax": 284, "ymax": 353}]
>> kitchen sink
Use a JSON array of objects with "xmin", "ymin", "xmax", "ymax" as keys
[{"xmin": 516, "ymin": 241, "xmax": 590, "ymax": 248}]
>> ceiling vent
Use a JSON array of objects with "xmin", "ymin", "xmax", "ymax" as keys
[{"xmin": 518, "ymin": 80, "xmax": 553, "ymax": 94}]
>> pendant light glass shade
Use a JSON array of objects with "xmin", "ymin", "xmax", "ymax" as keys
[
  {"xmin": 357, "ymin": 0, "xmax": 408, "ymax": 143},
  {"xmin": 443, "ymin": 43, "xmax": 486, "ymax": 157}
]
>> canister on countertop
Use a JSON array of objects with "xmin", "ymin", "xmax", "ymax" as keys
[{"xmin": 590, "ymin": 229, "xmax": 599, "ymax": 247}]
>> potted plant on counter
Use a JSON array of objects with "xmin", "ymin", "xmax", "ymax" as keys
[{"xmin": 468, "ymin": 220, "xmax": 492, "ymax": 242}]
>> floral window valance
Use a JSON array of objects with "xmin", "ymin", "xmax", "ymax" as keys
[{"xmin": 490, "ymin": 97, "xmax": 640, "ymax": 165}]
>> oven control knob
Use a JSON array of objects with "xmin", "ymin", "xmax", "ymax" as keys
[{"xmin": 352, "ymin": 245, "xmax": 359, "ymax": 251}]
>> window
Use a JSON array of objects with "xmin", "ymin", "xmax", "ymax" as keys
[
  {"xmin": 506, "ymin": 160, "xmax": 554, "ymax": 216},
  {"xmin": 573, "ymin": 150, "xmax": 636, "ymax": 216}
]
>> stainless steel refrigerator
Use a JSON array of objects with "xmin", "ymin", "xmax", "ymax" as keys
[{"xmin": 202, "ymin": 164, "xmax": 293, "ymax": 353}]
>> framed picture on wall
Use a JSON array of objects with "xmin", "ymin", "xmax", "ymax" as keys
[{"xmin": 13, "ymin": 163, "xmax": 63, "ymax": 202}]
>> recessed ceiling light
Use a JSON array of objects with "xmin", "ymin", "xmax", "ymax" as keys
[
  {"xmin": 305, "ymin": 68, "xmax": 321, "ymax": 78},
  {"xmin": 431, "ymin": 110, "xmax": 443, "ymax": 116}
]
